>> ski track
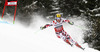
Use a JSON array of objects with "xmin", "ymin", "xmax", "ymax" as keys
[{"xmin": 0, "ymin": 16, "xmax": 99, "ymax": 52}]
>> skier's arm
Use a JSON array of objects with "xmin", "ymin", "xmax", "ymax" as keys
[
  {"xmin": 63, "ymin": 19, "xmax": 74, "ymax": 25},
  {"xmin": 44, "ymin": 24, "xmax": 52, "ymax": 28},
  {"xmin": 40, "ymin": 24, "xmax": 53, "ymax": 30}
]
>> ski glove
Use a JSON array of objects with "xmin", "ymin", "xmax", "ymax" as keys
[
  {"xmin": 68, "ymin": 22, "xmax": 74, "ymax": 25},
  {"xmin": 40, "ymin": 26, "xmax": 45, "ymax": 30}
]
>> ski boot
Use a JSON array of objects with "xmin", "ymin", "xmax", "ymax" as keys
[
  {"xmin": 65, "ymin": 39, "xmax": 73, "ymax": 47},
  {"xmin": 81, "ymin": 47, "xmax": 85, "ymax": 50},
  {"xmin": 70, "ymin": 44, "xmax": 73, "ymax": 47}
]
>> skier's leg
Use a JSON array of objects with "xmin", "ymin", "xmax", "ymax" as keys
[
  {"xmin": 75, "ymin": 42, "xmax": 82, "ymax": 48},
  {"xmin": 69, "ymin": 36, "xmax": 81, "ymax": 47},
  {"xmin": 65, "ymin": 39, "xmax": 73, "ymax": 46},
  {"xmin": 75, "ymin": 42, "xmax": 85, "ymax": 50},
  {"xmin": 56, "ymin": 32, "xmax": 61, "ymax": 38},
  {"xmin": 67, "ymin": 35, "xmax": 85, "ymax": 50},
  {"xmin": 62, "ymin": 30, "xmax": 72, "ymax": 46}
]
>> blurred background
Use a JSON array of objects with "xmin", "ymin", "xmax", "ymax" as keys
[{"xmin": 0, "ymin": 0, "xmax": 100, "ymax": 51}]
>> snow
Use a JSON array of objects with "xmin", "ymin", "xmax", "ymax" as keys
[
  {"xmin": 79, "ymin": 9, "xmax": 85, "ymax": 12},
  {"xmin": 95, "ymin": 14, "xmax": 100, "ymax": 16},
  {"xmin": 24, "ymin": 1, "xmax": 38, "ymax": 9},
  {"xmin": 50, "ymin": 11, "xmax": 60, "ymax": 14},
  {"xmin": 0, "ymin": 15, "xmax": 100, "ymax": 52},
  {"xmin": 50, "ymin": 5, "xmax": 56, "ymax": 8},
  {"xmin": 90, "ymin": 7, "xmax": 100, "ymax": 12},
  {"xmin": 46, "ymin": 16, "xmax": 54, "ymax": 19},
  {"xmin": 55, "ymin": 2, "xmax": 58, "ymax": 5},
  {"xmin": 83, "ymin": 0, "xmax": 88, "ymax": 3},
  {"xmin": 52, "ymin": 7, "xmax": 60, "ymax": 10},
  {"xmin": 53, "ymin": 0, "xmax": 57, "ymax": 2},
  {"xmin": 33, "ymin": 1, "xmax": 38, "ymax": 4}
]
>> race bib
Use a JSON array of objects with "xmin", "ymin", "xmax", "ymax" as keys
[{"xmin": 55, "ymin": 25, "xmax": 63, "ymax": 32}]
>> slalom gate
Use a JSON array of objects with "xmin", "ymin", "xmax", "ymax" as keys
[{"xmin": 1, "ymin": 0, "xmax": 18, "ymax": 24}]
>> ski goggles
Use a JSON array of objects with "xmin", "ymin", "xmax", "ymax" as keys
[{"xmin": 56, "ymin": 17, "xmax": 61, "ymax": 20}]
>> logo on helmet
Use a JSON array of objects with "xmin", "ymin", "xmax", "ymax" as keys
[{"xmin": 56, "ymin": 14, "xmax": 61, "ymax": 18}]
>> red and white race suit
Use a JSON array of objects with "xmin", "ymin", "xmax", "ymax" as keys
[
  {"xmin": 44, "ymin": 18, "xmax": 75, "ymax": 43},
  {"xmin": 43, "ymin": 18, "xmax": 82, "ymax": 48}
]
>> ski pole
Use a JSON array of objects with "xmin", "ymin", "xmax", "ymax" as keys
[{"xmin": 34, "ymin": 29, "xmax": 41, "ymax": 34}]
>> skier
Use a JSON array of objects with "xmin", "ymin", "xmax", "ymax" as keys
[{"xmin": 40, "ymin": 13, "xmax": 85, "ymax": 50}]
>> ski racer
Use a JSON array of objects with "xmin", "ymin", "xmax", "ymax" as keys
[{"xmin": 40, "ymin": 13, "xmax": 85, "ymax": 50}]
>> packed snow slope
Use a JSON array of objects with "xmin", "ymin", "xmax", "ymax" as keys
[{"xmin": 0, "ymin": 15, "xmax": 99, "ymax": 52}]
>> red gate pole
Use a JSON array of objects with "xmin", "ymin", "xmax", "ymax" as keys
[
  {"xmin": 1, "ymin": 5, "xmax": 6, "ymax": 19},
  {"xmin": 1, "ymin": 0, "xmax": 8, "ymax": 19},
  {"xmin": 1, "ymin": 0, "xmax": 18, "ymax": 24},
  {"xmin": 13, "ymin": 5, "xmax": 17, "ymax": 24}
]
